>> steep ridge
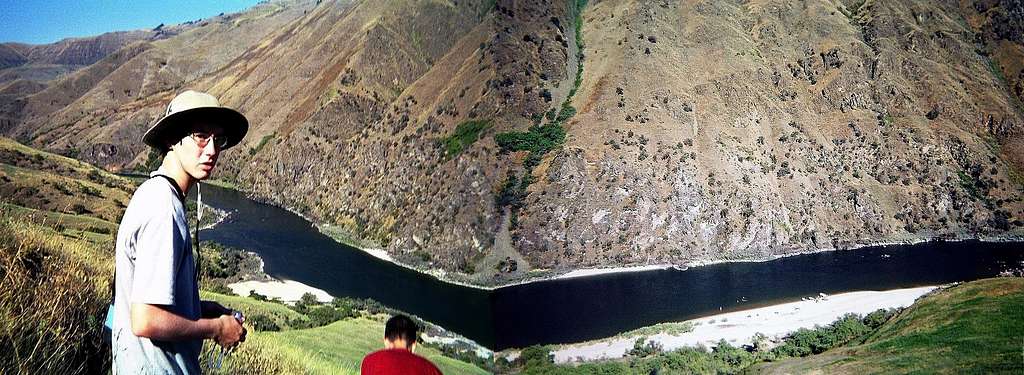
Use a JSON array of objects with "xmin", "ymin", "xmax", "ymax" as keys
[
  {"xmin": 511, "ymin": 0, "xmax": 1024, "ymax": 273},
  {"xmin": 1, "ymin": 0, "xmax": 317, "ymax": 168},
  {"xmin": 0, "ymin": 30, "xmax": 162, "ymax": 82},
  {"xmin": 1, "ymin": 0, "xmax": 1022, "ymax": 286}
]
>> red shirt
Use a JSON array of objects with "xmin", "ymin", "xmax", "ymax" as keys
[{"xmin": 361, "ymin": 348, "xmax": 442, "ymax": 375}]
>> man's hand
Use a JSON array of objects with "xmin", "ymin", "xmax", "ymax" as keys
[
  {"xmin": 214, "ymin": 314, "xmax": 246, "ymax": 349},
  {"xmin": 130, "ymin": 303, "xmax": 245, "ymax": 347}
]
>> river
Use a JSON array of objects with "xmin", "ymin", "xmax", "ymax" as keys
[{"xmin": 197, "ymin": 184, "xmax": 1024, "ymax": 350}]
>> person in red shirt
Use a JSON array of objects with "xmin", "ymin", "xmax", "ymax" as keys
[{"xmin": 361, "ymin": 314, "xmax": 443, "ymax": 375}]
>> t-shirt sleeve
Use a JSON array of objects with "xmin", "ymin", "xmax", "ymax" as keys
[
  {"xmin": 360, "ymin": 353, "xmax": 377, "ymax": 374},
  {"xmin": 129, "ymin": 205, "xmax": 183, "ymax": 306}
]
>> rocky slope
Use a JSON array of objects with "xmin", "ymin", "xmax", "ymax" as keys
[{"xmin": 2, "ymin": 0, "xmax": 1022, "ymax": 286}]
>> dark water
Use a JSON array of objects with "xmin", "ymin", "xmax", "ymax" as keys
[{"xmin": 198, "ymin": 184, "xmax": 1024, "ymax": 350}]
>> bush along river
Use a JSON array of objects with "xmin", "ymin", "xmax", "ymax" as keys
[{"xmin": 198, "ymin": 184, "xmax": 1024, "ymax": 350}]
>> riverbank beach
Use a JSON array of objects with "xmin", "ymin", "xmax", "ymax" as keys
[
  {"xmin": 551, "ymin": 286, "xmax": 938, "ymax": 363},
  {"xmin": 228, "ymin": 279, "xmax": 334, "ymax": 304}
]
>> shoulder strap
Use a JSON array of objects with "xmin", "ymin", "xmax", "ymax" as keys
[{"xmin": 151, "ymin": 174, "xmax": 185, "ymax": 202}]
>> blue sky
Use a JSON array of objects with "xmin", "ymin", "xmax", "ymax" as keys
[{"xmin": 0, "ymin": 0, "xmax": 263, "ymax": 44}]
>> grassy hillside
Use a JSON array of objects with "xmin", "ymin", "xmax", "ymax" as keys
[
  {"xmin": 0, "ymin": 137, "xmax": 489, "ymax": 374},
  {"xmin": 198, "ymin": 291, "xmax": 490, "ymax": 375},
  {"xmin": 751, "ymin": 277, "xmax": 1024, "ymax": 374},
  {"xmin": 507, "ymin": 278, "xmax": 1023, "ymax": 374},
  {"xmin": 0, "ymin": 205, "xmax": 113, "ymax": 373}
]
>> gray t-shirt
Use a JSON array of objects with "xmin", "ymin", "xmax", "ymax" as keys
[{"xmin": 112, "ymin": 174, "xmax": 202, "ymax": 374}]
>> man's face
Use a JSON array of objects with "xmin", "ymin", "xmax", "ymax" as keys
[{"xmin": 171, "ymin": 122, "xmax": 225, "ymax": 180}]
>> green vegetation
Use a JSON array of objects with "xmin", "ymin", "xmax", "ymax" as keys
[
  {"xmin": 755, "ymin": 278, "xmax": 1024, "ymax": 373},
  {"xmin": 443, "ymin": 119, "xmax": 492, "ymax": 159},
  {"xmin": 0, "ymin": 209, "xmax": 111, "ymax": 374},
  {"xmin": 615, "ymin": 321, "xmax": 693, "ymax": 339},
  {"xmin": 495, "ymin": 172, "xmax": 536, "ymax": 228},
  {"xmin": 199, "ymin": 291, "xmax": 488, "ymax": 374},
  {"xmin": 237, "ymin": 317, "xmax": 489, "ymax": 375},
  {"xmin": 570, "ymin": 0, "xmax": 587, "ymax": 101},
  {"xmin": 250, "ymin": 132, "xmax": 276, "ymax": 156},
  {"xmin": 495, "ymin": 123, "xmax": 566, "ymax": 163},
  {"xmin": 141, "ymin": 148, "xmax": 162, "ymax": 172},
  {"xmin": 509, "ymin": 278, "xmax": 1024, "ymax": 374},
  {"xmin": 556, "ymin": 102, "xmax": 576, "ymax": 123},
  {"xmin": 492, "ymin": 0, "xmax": 587, "ymax": 207}
]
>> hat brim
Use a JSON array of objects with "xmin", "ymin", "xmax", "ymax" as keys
[{"xmin": 143, "ymin": 106, "xmax": 249, "ymax": 151}]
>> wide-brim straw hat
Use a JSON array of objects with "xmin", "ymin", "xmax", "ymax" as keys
[{"xmin": 143, "ymin": 90, "xmax": 249, "ymax": 151}]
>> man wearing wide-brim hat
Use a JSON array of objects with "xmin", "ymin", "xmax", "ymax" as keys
[{"xmin": 111, "ymin": 90, "xmax": 248, "ymax": 373}]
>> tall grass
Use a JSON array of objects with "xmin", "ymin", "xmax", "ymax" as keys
[{"xmin": 0, "ymin": 213, "xmax": 110, "ymax": 374}]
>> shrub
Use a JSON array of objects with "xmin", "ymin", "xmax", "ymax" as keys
[
  {"xmin": 85, "ymin": 226, "xmax": 112, "ymax": 234},
  {"xmin": 248, "ymin": 314, "xmax": 281, "ymax": 332},
  {"xmin": 69, "ymin": 203, "xmax": 90, "ymax": 215},
  {"xmin": 771, "ymin": 313, "xmax": 872, "ymax": 358},
  {"xmin": 79, "ymin": 184, "xmax": 102, "ymax": 197},
  {"xmin": 516, "ymin": 345, "xmax": 553, "ymax": 368},
  {"xmin": 496, "ymin": 174, "xmax": 529, "ymax": 210},
  {"xmin": 711, "ymin": 339, "xmax": 753, "ymax": 367},
  {"xmin": 441, "ymin": 120, "xmax": 491, "ymax": 158},
  {"xmin": 249, "ymin": 290, "xmax": 268, "ymax": 301},
  {"xmin": 293, "ymin": 292, "xmax": 320, "ymax": 314},
  {"xmin": 199, "ymin": 241, "xmax": 243, "ymax": 279},
  {"xmin": 495, "ymin": 123, "xmax": 565, "ymax": 155},
  {"xmin": 249, "ymin": 133, "xmax": 276, "ymax": 156},
  {"xmin": 555, "ymin": 103, "xmax": 576, "ymax": 123},
  {"xmin": 628, "ymin": 336, "xmax": 664, "ymax": 358},
  {"xmin": 305, "ymin": 306, "xmax": 351, "ymax": 328}
]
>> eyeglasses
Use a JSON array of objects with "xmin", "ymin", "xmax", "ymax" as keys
[{"xmin": 190, "ymin": 132, "xmax": 229, "ymax": 149}]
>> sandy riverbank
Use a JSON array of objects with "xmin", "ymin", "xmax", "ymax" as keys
[
  {"xmin": 551, "ymin": 285, "xmax": 938, "ymax": 363},
  {"xmin": 227, "ymin": 279, "xmax": 334, "ymax": 304}
]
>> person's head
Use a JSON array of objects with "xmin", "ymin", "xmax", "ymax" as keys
[
  {"xmin": 143, "ymin": 90, "xmax": 248, "ymax": 181},
  {"xmin": 384, "ymin": 314, "xmax": 419, "ymax": 351}
]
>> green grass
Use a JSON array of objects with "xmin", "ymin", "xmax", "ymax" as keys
[
  {"xmin": 202, "ymin": 178, "xmax": 240, "ymax": 191},
  {"xmin": 443, "ymin": 119, "xmax": 492, "ymax": 159},
  {"xmin": 249, "ymin": 132, "xmax": 276, "ymax": 156},
  {"xmin": 614, "ymin": 322, "xmax": 693, "ymax": 339},
  {"xmin": 0, "ymin": 136, "xmax": 134, "ymax": 223},
  {"xmin": 510, "ymin": 278, "xmax": 1024, "ymax": 374},
  {"xmin": 200, "ymin": 291, "xmax": 308, "ymax": 330},
  {"xmin": 0, "ymin": 206, "xmax": 112, "ymax": 374},
  {"xmin": 234, "ymin": 317, "xmax": 489, "ymax": 375},
  {"xmin": 752, "ymin": 278, "xmax": 1024, "ymax": 374},
  {"xmin": 1, "ymin": 202, "xmax": 116, "ymax": 234}
]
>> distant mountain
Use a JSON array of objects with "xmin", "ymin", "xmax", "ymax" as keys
[{"xmin": 1, "ymin": 0, "xmax": 1022, "ymax": 286}]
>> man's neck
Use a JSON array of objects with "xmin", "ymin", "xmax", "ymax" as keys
[{"xmin": 158, "ymin": 155, "xmax": 195, "ymax": 195}]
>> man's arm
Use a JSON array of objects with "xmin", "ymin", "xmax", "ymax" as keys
[{"xmin": 131, "ymin": 303, "xmax": 243, "ymax": 347}]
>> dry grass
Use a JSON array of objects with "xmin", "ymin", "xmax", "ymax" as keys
[{"xmin": 0, "ymin": 212, "xmax": 111, "ymax": 374}]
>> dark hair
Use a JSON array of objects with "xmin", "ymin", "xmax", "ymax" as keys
[{"xmin": 384, "ymin": 314, "xmax": 419, "ymax": 344}]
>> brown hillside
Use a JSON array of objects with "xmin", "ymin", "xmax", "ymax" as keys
[{"xmin": 1, "ymin": 0, "xmax": 1022, "ymax": 286}]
